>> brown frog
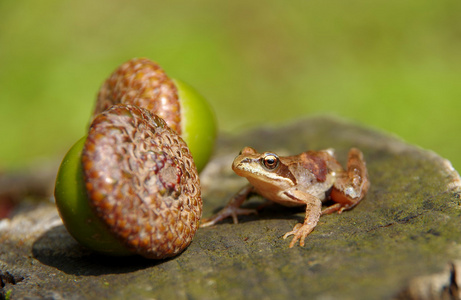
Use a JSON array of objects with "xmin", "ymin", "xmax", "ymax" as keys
[{"xmin": 201, "ymin": 147, "xmax": 370, "ymax": 248}]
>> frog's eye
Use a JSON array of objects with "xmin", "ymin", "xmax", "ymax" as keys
[{"xmin": 262, "ymin": 154, "xmax": 279, "ymax": 170}]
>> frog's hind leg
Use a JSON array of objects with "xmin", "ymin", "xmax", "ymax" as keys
[{"xmin": 322, "ymin": 148, "xmax": 370, "ymax": 215}]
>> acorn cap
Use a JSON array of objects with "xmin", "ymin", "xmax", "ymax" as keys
[
  {"xmin": 82, "ymin": 104, "xmax": 202, "ymax": 259},
  {"xmin": 93, "ymin": 58, "xmax": 217, "ymax": 173},
  {"xmin": 94, "ymin": 58, "xmax": 181, "ymax": 134}
]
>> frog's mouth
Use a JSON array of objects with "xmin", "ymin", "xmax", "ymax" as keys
[{"xmin": 232, "ymin": 158, "xmax": 256, "ymax": 177}]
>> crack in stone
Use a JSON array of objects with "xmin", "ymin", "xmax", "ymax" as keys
[
  {"xmin": 0, "ymin": 270, "xmax": 24, "ymax": 289},
  {"xmin": 366, "ymin": 213, "xmax": 423, "ymax": 233},
  {"xmin": 446, "ymin": 263, "xmax": 460, "ymax": 300},
  {"xmin": 0, "ymin": 270, "xmax": 24, "ymax": 300}
]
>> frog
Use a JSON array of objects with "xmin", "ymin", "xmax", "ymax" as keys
[{"xmin": 200, "ymin": 146, "xmax": 370, "ymax": 248}]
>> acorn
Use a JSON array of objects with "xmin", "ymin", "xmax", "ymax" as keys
[
  {"xmin": 93, "ymin": 58, "xmax": 216, "ymax": 172},
  {"xmin": 54, "ymin": 58, "xmax": 216, "ymax": 258}
]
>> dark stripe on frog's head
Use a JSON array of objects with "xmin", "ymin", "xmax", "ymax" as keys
[{"xmin": 273, "ymin": 160, "xmax": 297, "ymax": 186}]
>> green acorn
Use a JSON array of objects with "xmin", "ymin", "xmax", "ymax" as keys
[
  {"xmin": 94, "ymin": 58, "xmax": 216, "ymax": 172},
  {"xmin": 55, "ymin": 59, "xmax": 216, "ymax": 258}
]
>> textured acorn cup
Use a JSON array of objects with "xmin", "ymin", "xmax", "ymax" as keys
[
  {"xmin": 55, "ymin": 104, "xmax": 202, "ymax": 259},
  {"xmin": 93, "ymin": 57, "xmax": 216, "ymax": 172}
]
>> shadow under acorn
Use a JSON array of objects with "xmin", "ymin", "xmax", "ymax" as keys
[
  {"xmin": 32, "ymin": 199, "xmax": 308, "ymax": 276},
  {"xmin": 32, "ymin": 225, "xmax": 169, "ymax": 276}
]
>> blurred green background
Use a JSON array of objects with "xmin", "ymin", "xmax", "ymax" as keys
[{"xmin": 1, "ymin": 0, "xmax": 460, "ymax": 171}]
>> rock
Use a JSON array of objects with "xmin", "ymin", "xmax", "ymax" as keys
[{"xmin": 1, "ymin": 116, "xmax": 460, "ymax": 299}]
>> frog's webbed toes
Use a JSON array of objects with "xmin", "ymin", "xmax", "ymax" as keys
[{"xmin": 283, "ymin": 222, "xmax": 315, "ymax": 248}]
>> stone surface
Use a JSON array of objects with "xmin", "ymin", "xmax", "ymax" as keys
[{"xmin": 1, "ymin": 116, "xmax": 461, "ymax": 299}]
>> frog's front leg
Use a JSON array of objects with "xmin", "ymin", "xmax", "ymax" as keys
[
  {"xmin": 200, "ymin": 184, "xmax": 258, "ymax": 227},
  {"xmin": 322, "ymin": 148, "xmax": 370, "ymax": 215},
  {"xmin": 282, "ymin": 190, "xmax": 322, "ymax": 248}
]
